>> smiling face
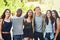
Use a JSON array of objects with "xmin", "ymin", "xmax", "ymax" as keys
[
  {"xmin": 46, "ymin": 11, "xmax": 51, "ymax": 18},
  {"xmin": 28, "ymin": 10, "xmax": 33, "ymax": 17},
  {"xmin": 5, "ymin": 10, "xmax": 11, "ymax": 18},
  {"xmin": 52, "ymin": 11, "xmax": 56, "ymax": 18},
  {"xmin": 34, "ymin": 7, "xmax": 41, "ymax": 14},
  {"xmin": 17, "ymin": 11, "xmax": 22, "ymax": 16},
  {"xmin": 17, "ymin": 9, "xmax": 22, "ymax": 17}
]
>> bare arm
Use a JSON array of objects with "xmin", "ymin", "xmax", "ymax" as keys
[
  {"xmin": 23, "ymin": 18, "xmax": 26, "ymax": 25},
  {"xmin": 54, "ymin": 18, "xmax": 60, "ymax": 40},
  {"xmin": 0, "ymin": 19, "xmax": 4, "ymax": 40},
  {"xmin": 0, "ymin": 19, "xmax": 3, "ymax": 35},
  {"xmin": 54, "ymin": 29, "xmax": 59, "ymax": 40}
]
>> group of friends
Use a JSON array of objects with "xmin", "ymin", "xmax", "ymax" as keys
[{"xmin": 0, "ymin": 7, "xmax": 60, "ymax": 40}]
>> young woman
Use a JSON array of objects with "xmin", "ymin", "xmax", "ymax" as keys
[
  {"xmin": 0, "ymin": 9, "xmax": 12, "ymax": 40},
  {"xmin": 0, "ymin": 17, "xmax": 3, "ymax": 40},
  {"xmin": 52, "ymin": 10, "xmax": 59, "ymax": 35},
  {"xmin": 54, "ymin": 17, "xmax": 60, "ymax": 40},
  {"xmin": 54, "ymin": 13, "xmax": 60, "ymax": 40},
  {"xmin": 44, "ymin": 10, "xmax": 54, "ymax": 40},
  {"xmin": 23, "ymin": 10, "xmax": 33, "ymax": 40}
]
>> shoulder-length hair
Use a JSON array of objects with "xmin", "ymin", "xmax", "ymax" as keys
[
  {"xmin": 24, "ymin": 9, "xmax": 33, "ymax": 19},
  {"xmin": 45, "ymin": 10, "xmax": 54, "ymax": 25},
  {"xmin": 1, "ymin": 9, "xmax": 11, "ymax": 19},
  {"xmin": 34, "ymin": 7, "xmax": 41, "ymax": 11}
]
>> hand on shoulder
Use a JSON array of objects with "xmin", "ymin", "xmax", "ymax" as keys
[
  {"xmin": 23, "ymin": 18, "xmax": 27, "ymax": 22},
  {"xmin": 57, "ymin": 18, "xmax": 60, "ymax": 24}
]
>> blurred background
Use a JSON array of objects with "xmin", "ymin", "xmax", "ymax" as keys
[
  {"xmin": 0, "ymin": 0, "xmax": 60, "ymax": 16},
  {"xmin": 0, "ymin": 0, "xmax": 60, "ymax": 40}
]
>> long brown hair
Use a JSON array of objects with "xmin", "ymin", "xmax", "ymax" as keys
[
  {"xmin": 1, "ymin": 9, "xmax": 11, "ymax": 19},
  {"xmin": 24, "ymin": 9, "xmax": 33, "ymax": 19}
]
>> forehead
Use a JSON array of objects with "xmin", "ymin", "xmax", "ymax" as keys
[
  {"xmin": 36, "ymin": 7, "xmax": 41, "ymax": 9},
  {"xmin": 35, "ymin": 8, "xmax": 40, "ymax": 10},
  {"xmin": 6, "ymin": 10, "xmax": 9, "ymax": 12},
  {"xmin": 47, "ymin": 11, "xmax": 51, "ymax": 13},
  {"xmin": 17, "ymin": 10, "xmax": 22, "ymax": 13},
  {"xmin": 28, "ymin": 10, "xmax": 32, "ymax": 12},
  {"xmin": 52, "ymin": 11, "xmax": 55, "ymax": 13}
]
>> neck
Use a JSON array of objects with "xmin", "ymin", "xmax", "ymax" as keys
[
  {"xmin": 48, "ymin": 17, "xmax": 50, "ymax": 20},
  {"xmin": 36, "ymin": 12, "xmax": 41, "ymax": 16},
  {"xmin": 5, "ymin": 16, "xmax": 9, "ymax": 19},
  {"xmin": 16, "ymin": 15, "xmax": 21, "ymax": 17},
  {"xmin": 28, "ymin": 16, "xmax": 32, "ymax": 20}
]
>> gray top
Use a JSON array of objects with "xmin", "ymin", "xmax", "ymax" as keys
[
  {"xmin": 35, "ymin": 14, "xmax": 43, "ymax": 32},
  {"xmin": 11, "ymin": 15, "xmax": 24, "ymax": 35},
  {"xmin": 45, "ymin": 20, "xmax": 53, "ymax": 33}
]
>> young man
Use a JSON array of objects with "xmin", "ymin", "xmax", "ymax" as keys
[
  {"xmin": 11, "ymin": 9, "xmax": 24, "ymax": 40},
  {"xmin": 33, "ymin": 7, "xmax": 44, "ymax": 40}
]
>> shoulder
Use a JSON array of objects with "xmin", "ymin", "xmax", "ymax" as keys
[
  {"xmin": 10, "ymin": 15, "xmax": 17, "ymax": 20},
  {"xmin": 0, "ymin": 18, "xmax": 3, "ymax": 24},
  {"xmin": 57, "ymin": 18, "xmax": 60, "ymax": 26},
  {"xmin": 33, "ymin": 13, "xmax": 36, "ymax": 17},
  {"xmin": 0, "ymin": 18, "xmax": 3, "ymax": 22},
  {"xmin": 57, "ymin": 18, "xmax": 60, "ymax": 22},
  {"xmin": 23, "ymin": 18, "xmax": 27, "ymax": 24},
  {"xmin": 42, "ymin": 14, "xmax": 45, "ymax": 17},
  {"xmin": 23, "ymin": 18, "xmax": 27, "ymax": 22},
  {"xmin": 11, "ymin": 15, "xmax": 16, "ymax": 18},
  {"xmin": 57, "ymin": 18, "xmax": 60, "ymax": 30},
  {"xmin": 20, "ymin": 15, "xmax": 24, "ymax": 19},
  {"xmin": 42, "ymin": 14, "xmax": 46, "ymax": 20}
]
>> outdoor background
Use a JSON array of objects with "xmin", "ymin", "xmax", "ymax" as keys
[
  {"xmin": 0, "ymin": 0, "xmax": 60, "ymax": 16},
  {"xmin": 0, "ymin": 0, "xmax": 60, "ymax": 40}
]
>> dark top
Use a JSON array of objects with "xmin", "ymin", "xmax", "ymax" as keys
[
  {"xmin": 57, "ymin": 32, "xmax": 60, "ymax": 40},
  {"xmin": 2, "ymin": 21, "xmax": 12, "ymax": 32},
  {"xmin": 23, "ymin": 21, "xmax": 33, "ymax": 38},
  {"xmin": 24, "ymin": 21, "xmax": 32, "ymax": 29}
]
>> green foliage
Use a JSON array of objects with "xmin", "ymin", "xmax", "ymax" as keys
[
  {"xmin": 0, "ymin": 0, "xmax": 60, "ymax": 16},
  {"xmin": 0, "ymin": 0, "xmax": 34, "ymax": 16}
]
